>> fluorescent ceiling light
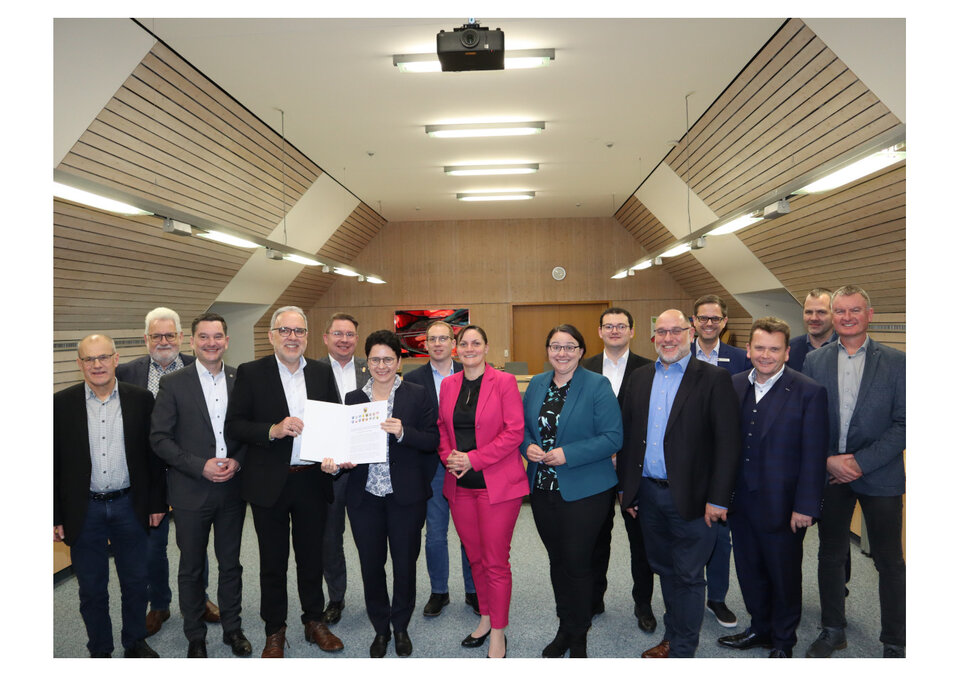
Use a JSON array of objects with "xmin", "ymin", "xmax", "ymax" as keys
[
  {"xmin": 661, "ymin": 243, "xmax": 692, "ymax": 258},
  {"xmin": 366, "ymin": 276, "xmax": 386, "ymax": 284},
  {"xmin": 457, "ymin": 191, "xmax": 535, "ymax": 202},
  {"xmin": 394, "ymin": 48, "xmax": 555, "ymax": 72},
  {"xmin": 334, "ymin": 267, "xmax": 360, "ymax": 277},
  {"xmin": 284, "ymin": 253, "xmax": 322, "ymax": 266},
  {"xmin": 196, "ymin": 230, "xmax": 259, "ymax": 248},
  {"xmin": 709, "ymin": 213, "xmax": 763, "ymax": 236},
  {"xmin": 611, "ymin": 270, "xmax": 629, "ymax": 279},
  {"xmin": 445, "ymin": 163, "xmax": 539, "ymax": 176},
  {"xmin": 53, "ymin": 182, "xmax": 152, "ymax": 215},
  {"xmin": 630, "ymin": 260, "xmax": 653, "ymax": 271},
  {"xmin": 796, "ymin": 145, "xmax": 906, "ymax": 194},
  {"xmin": 426, "ymin": 121, "xmax": 545, "ymax": 138}
]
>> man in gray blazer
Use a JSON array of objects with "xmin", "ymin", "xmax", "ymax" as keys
[
  {"xmin": 318, "ymin": 312, "xmax": 371, "ymax": 625},
  {"xmin": 802, "ymin": 285, "xmax": 905, "ymax": 658},
  {"xmin": 150, "ymin": 313, "xmax": 251, "ymax": 658}
]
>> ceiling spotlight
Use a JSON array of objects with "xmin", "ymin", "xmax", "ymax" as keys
[
  {"xmin": 457, "ymin": 191, "xmax": 535, "ymax": 202},
  {"xmin": 426, "ymin": 121, "xmax": 545, "ymax": 138},
  {"xmin": 654, "ymin": 256, "xmax": 663, "ymax": 266},
  {"xmin": 445, "ymin": 163, "xmax": 539, "ymax": 176},
  {"xmin": 627, "ymin": 269, "xmax": 636, "ymax": 277},
  {"xmin": 321, "ymin": 264, "xmax": 331, "ymax": 273},
  {"xmin": 691, "ymin": 236, "xmax": 707, "ymax": 250},
  {"xmin": 357, "ymin": 275, "xmax": 366, "ymax": 283}
]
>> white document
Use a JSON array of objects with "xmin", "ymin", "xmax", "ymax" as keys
[{"xmin": 300, "ymin": 399, "xmax": 388, "ymax": 464}]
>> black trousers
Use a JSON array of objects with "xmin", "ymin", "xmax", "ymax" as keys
[
  {"xmin": 590, "ymin": 500, "xmax": 655, "ymax": 612},
  {"xmin": 250, "ymin": 467, "xmax": 329, "ymax": 635},
  {"xmin": 817, "ymin": 483, "xmax": 905, "ymax": 646},
  {"xmin": 173, "ymin": 482, "xmax": 246, "ymax": 641},
  {"xmin": 348, "ymin": 493, "xmax": 427, "ymax": 635},
  {"xmin": 532, "ymin": 487, "xmax": 614, "ymax": 637}
]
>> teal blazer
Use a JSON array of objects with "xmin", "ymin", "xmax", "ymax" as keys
[{"xmin": 522, "ymin": 367, "xmax": 622, "ymax": 502}]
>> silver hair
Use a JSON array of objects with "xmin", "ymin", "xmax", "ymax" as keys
[
  {"xmin": 144, "ymin": 307, "xmax": 182, "ymax": 334},
  {"xmin": 270, "ymin": 305, "xmax": 308, "ymax": 331},
  {"xmin": 831, "ymin": 285, "xmax": 871, "ymax": 309}
]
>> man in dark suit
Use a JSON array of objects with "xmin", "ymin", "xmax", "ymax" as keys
[
  {"xmin": 54, "ymin": 334, "xmax": 166, "ymax": 657},
  {"xmin": 150, "ymin": 313, "xmax": 251, "ymax": 658},
  {"xmin": 317, "ymin": 312, "xmax": 370, "ymax": 625},
  {"xmin": 691, "ymin": 294, "xmax": 750, "ymax": 628},
  {"xmin": 718, "ymin": 317, "xmax": 828, "ymax": 657},
  {"xmin": 802, "ymin": 285, "xmax": 906, "ymax": 658},
  {"xmin": 117, "ymin": 306, "xmax": 218, "ymax": 636},
  {"xmin": 224, "ymin": 305, "xmax": 344, "ymax": 658},
  {"xmin": 581, "ymin": 306, "xmax": 656, "ymax": 633},
  {"xmin": 787, "ymin": 288, "xmax": 838, "ymax": 371},
  {"xmin": 402, "ymin": 320, "xmax": 475, "ymax": 618},
  {"xmin": 618, "ymin": 309, "xmax": 740, "ymax": 658}
]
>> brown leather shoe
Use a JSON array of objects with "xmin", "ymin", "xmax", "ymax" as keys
[
  {"xmin": 642, "ymin": 639, "xmax": 670, "ymax": 658},
  {"xmin": 202, "ymin": 600, "xmax": 221, "ymax": 623},
  {"xmin": 305, "ymin": 620, "xmax": 344, "ymax": 652},
  {"xmin": 145, "ymin": 609, "xmax": 170, "ymax": 637},
  {"xmin": 261, "ymin": 628, "xmax": 287, "ymax": 658}
]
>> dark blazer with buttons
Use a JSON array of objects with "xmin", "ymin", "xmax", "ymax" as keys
[
  {"xmin": 117, "ymin": 353, "xmax": 196, "ymax": 388},
  {"xmin": 402, "ymin": 360, "xmax": 463, "ymax": 477},
  {"xmin": 695, "ymin": 339, "xmax": 751, "ymax": 375},
  {"xmin": 802, "ymin": 338, "xmax": 906, "ymax": 497},
  {"xmin": 730, "ymin": 366, "xmax": 829, "ymax": 532},
  {"xmin": 344, "ymin": 380, "xmax": 440, "ymax": 507},
  {"xmin": 581, "ymin": 350, "xmax": 652, "ymax": 405},
  {"xmin": 149, "ymin": 362, "xmax": 243, "ymax": 510},
  {"xmin": 224, "ymin": 354, "xmax": 340, "ymax": 508},
  {"xmin": 618, "ymin": 357, "xmax": 741, "ymax": 521},
  {"xmin": 54, "ymin": 381, "xmax": 165, "ymax": 546}
]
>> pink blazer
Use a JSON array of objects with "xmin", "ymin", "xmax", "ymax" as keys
[{"xmin": 437, "ymin": 365, "xmax": 528, "ymax": 505}]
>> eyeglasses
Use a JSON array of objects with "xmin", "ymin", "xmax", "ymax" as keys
[
  {"xmin": 548, "ymin": 344, "xmax": 581, "ymax": 354},
  {"xmin": 654, "ymin": 327, "xmax": 689, "ymax": 337},
  {"xmin": 327, "ymin": 331, "xmax": 356, "ymax": 339},
  {"xmin": 272, "ymin": 327, "xmax": 307, "ymax": 337},
  {"xmin": 601, "ymin": 323, "xmax": 630, "ymax": 332},
  {"xmin": 80, "ymin": 352, "xmax": 116, "ymax": 364},
  {"xmin": 695, "ymin": 315, "xmax": 725, "ymax": 324},
  {"xmin": 148, "ymin": 333, "xmax": 178, "ymax": 342},
  {"xmin": 426, "ymin": 335, "xmax": 451, "ymax": 344},
  {"xmin": 368, "ymin": 356, "xmax": 397, "ymax": 366}
]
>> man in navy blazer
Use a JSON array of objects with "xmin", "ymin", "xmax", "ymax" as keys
[
  {"xmin": 718, "ymin": 317, "xmax": 828, "ymax": 658},
  {"xmin": 150, "ymin": 313, "xmax": 251, "ymax": 658},
  {"xmin": 402, "ymin": 320, "xmax": 476, "ymax": 618},
  {"xmin": 786, "ymin": 288, "xmax": 838, "ymax": 371},
  {"xmin": 691, "ymin": 295, "xmax": 751, "ymax": 629},
  {"xmin": 802, "ymin": 286, "xmax": 906, "ymax": 659},
  {"xmin": 580, "ymin": 307, "xmax": 656, "ymax": 633}
]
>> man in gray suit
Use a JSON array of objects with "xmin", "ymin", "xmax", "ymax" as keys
[
  {"xmin": 318, "ymin": 312, "xmax": 371, "ymax": 625},
  {"xmin": 150, "ymin": 313, "xmax": 251, "ymax": 658},
  {"xmin": 802, "ymin": 285, "xmax": 905, "ymax": 658}
]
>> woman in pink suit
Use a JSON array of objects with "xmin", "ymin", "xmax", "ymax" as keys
[{"xmin": 438, "ymin": 325, "xmax": 527, "ymax": 659}]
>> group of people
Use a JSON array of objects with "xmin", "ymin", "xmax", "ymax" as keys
[{"xmin": 53, "ymin": 283, "xmax": 905, "ymax": 659}]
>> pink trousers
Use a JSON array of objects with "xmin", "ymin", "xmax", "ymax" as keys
[{"xmin": 449, "ymin": 485, "xmax": 523, "ymax": 629}]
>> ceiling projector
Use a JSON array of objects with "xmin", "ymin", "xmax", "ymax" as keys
[{"xmin": 437, "ymin": 21, "xmax": 504, "ymax": 71}]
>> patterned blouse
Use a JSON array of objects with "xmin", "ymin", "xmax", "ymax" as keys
[
  {"xmin": 363, "ymin": 375, "xmax": 401, "ymax": 497},
  {"xmin": 534, "ymin": 380, "xmax": 571, "ymax": 491}
]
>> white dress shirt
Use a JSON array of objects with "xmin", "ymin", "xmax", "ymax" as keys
[
  {"xmin": 276, "ymin": 355, "xmax": 309, "ymax": 465},
  {"xmin": 196, "ymin": 361, "xmax": 229, "ymax": 458}
]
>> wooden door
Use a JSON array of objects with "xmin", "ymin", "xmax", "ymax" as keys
[{"xmin": 512, "ymin": 302, "xmax": 608, "ymax": 374}]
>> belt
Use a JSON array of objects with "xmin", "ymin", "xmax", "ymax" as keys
[
  {"xmin": 89, "ymin": 487, "xmax": 131, "ymax": 501},
  {"xmin": 645, "ymin": 477, "xmax": 669, "ymax": 488},
  {"xmin": 288, "ymin": 464, "xmax": 314, "ymax": 474}
]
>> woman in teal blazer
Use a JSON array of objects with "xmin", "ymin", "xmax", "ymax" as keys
[{"xmin": 521, "ymin": 324, "xmax": 622, "ymax": 658}]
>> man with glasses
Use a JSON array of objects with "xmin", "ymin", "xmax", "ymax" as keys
[
  {"xmin": 618, "ymin": 310, "xmax": 740, "ymax": 658},
  {"xmin": 317, "ymin": 313, "xmax": 371, "ymax": 625},
  {"xmin": 225, "ymin": 306, "xmax": 343, "ymax": 658},
  {"xmin": 117, "ymin": 307, "xmax": 219, "ymax": 636},
  {"xmin": 691, "ymin": 295, "xmax": 750, "ymax": 629},
  {"xmin": 581, "ymin": 308, "xmax": 656, "ymax": 633},
  {"xmin": 55, "ymin": 334, "xmax": 166, "ymax": 657},
  {"xmin": 403, "ymin": 320, "xmax": 478, "ymax": 618}
]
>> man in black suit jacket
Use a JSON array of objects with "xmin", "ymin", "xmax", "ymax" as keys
[
  {"xmin": 54, "ymin": 334, "xmax": 166, "ymax": 657},
  {"xmin": 580, "ymin": 307, "xmax": 656, "ymax": 633},
  {"xmin": 150, "ymin": 313, "xmax": 251, "ymax": 658},
  {"xmin": 618, "ymin": 310, "xmax": 740, "ymax": 658},
  {"xmin": 224, "ymin": 306, "xmax": 343, "ymax": 658}
]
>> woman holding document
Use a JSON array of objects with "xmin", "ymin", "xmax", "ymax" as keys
[{"xmin": 320, "ymin": 330, "xmax": 438, "ymax": 658}]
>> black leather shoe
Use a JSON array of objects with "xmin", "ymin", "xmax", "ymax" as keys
[
  {"xmin": 395, "ymin": 630, "xmax": 413, "ymax": 657},
  {"xmin": 718, "ymin": 631, "xmax": 773, "ymax": 650},
  {"xmin": 542, "ymin": 631, "xmax": 569, "ymax": 658},
  {"xmin": 321, "ymin": 600, "xmax": 344, "ymax": 625},
  {"xmin": 123, "ymin": 639, "xmax": 159, "ymax": 658},
  {"xmin": 883, "ymin": 644, "xmax": 905, "ymax": 658},
  {"xmin": 464, "ymin": 592, "xmax": 480, "ymax": 615},
  {"xmin": 569, "ymin": 635, "xmax": 587, "ymax": 658},
  {"xmin": 769, "ymin": 648, "xmax": 792, "ymax": 657},
  {"xmin": 461, "ymin": 629, "xmax": 490, "ymax": 648},
  {"xmin": 187, "ymin": 639, "xmax": 207, "ymax": 658},
  {"xmin": 223, "ymin": 629, "xmax": 252, "ymax": 657},
  {"xmin": 423, "ymin": 592, "xmax": 450, "ymax": 617},
  {"xmin": 89, "ymin": 651, "xmax": 111, "ymax": 658},
  {"xmin": 370, "ymin": 633, "xmax": 390, "ymax": 658},
  {"xmin": 805, "ymin": 627, "xmax": 847, "ymax": 658},
  {"xmin": 635, "ymin": 604, "xmax": 657, "ymax": 634}
]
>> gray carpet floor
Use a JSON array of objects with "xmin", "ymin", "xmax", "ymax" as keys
[{"xmin": 53, "ymin": 501, "xmax": 886, "ymax": 658}]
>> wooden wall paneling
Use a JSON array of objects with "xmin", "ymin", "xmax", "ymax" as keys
[{"xmin": 614, "ymin": 197, "xmax": 673, "ymax": 253}]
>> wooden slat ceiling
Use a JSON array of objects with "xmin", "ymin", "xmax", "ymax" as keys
[{"xmin": 663, "ymin": 18, "xmax": 902, "ymax": 221}]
